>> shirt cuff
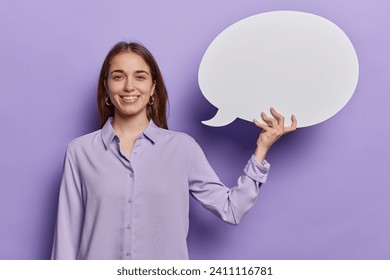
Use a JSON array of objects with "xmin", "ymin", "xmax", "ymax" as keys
[{"xmin": 243, "ymin": 155, "xmax": 271, "ymax": 183}]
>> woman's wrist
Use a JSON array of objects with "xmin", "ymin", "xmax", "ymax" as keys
[{"xmin": 254, "ymin": 145, "xmax": 268, "ymax": 164}]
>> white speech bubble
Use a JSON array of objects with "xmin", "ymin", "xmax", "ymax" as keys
[{"xmin": 198, "ymin": 11, "xmax": 359, "ymax": 127}]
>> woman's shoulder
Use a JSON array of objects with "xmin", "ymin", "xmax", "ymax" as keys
[
  {"xmin": 156, "ymin": 128, "xmax": 198, "ymax": 149},
  {"xmin": 66, "ymin": 129, "xmax": 102, "ymax": 152},
  {"xmin": 156, "ymin": 127, "xmax": 197, "ymax": 145}
]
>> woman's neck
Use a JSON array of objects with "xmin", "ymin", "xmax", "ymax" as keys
[{"xmin": 111, "ymin": 113, "xmax": 149, "ymax": 141}]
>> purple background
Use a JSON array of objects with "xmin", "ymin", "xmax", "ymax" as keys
[{"xmin": 1, "ymin": 0, "xmax": 389, "ymax": 259}]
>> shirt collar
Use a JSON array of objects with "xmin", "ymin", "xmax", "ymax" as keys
[
  {"xmin": 101, "ymin": 117, "xmax": 159, "ymax": 150},
  {"xmin": 142, "ymin": 120, "xmax": 159, "ymax": 144}
]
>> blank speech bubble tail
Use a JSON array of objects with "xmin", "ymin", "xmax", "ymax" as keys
[{"xmin": 201, "ymin": 110, "xmax": 237, "ymax": 127}]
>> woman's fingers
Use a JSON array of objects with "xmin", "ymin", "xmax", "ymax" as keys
[
  {"xmin": 270, "ymin": 107, "xmax": 285, "ymax": 129},
  {"xmin": 254, "ymin": 108, "xmax": 297, "ymax": 153},
  {"xmin": 256, "ymin": 108, "xmax": 297, "ymax": 135},
  {"xmin": 260, "ymin": 112, "xmax": 272, "ymax": 126},
  {"xmin": 268, "ymin": 107, "xmax": 297, "ymax": 135},
  {"xmin": 253, "ymin": 118, "xmax": 270, "ymax": 131},
  {"xmin": 284, "ymin": 114, "xmax": 297, "ymax": 134},
  {"xmin": 261, "ymin": 112, "xmax": 278, "ymax": 128}
]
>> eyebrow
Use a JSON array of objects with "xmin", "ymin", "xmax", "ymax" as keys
[{"xmin": 110, "ymin": 69, "xmax": 150, "ymax": 75}]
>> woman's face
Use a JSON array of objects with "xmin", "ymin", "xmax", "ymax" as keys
[{"xmin": 106, "ymin": 51, "xmax": 155, "ymax": 120}]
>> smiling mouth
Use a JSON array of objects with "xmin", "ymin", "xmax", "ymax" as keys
[{"xmin": 121, "ymin": 95, "xmax": 140, "ymax": 103}]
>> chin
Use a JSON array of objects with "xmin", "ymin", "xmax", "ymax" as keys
[{"xmin": 115, "ymin": 107, "xmax": 148, "ymax": 119}]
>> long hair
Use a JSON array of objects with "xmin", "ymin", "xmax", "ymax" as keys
[{"xmin": 97, "ymin": 41, "xmax": 169, "ymax": 129}]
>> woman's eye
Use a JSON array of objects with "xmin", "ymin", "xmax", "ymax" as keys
[
  {"xmin": 112, "ymin": 75, "xmax": 123, "ymax": 80},
  {"xmin": 136, "ymin": 75, "xmax": 146, "ymax": 80}
]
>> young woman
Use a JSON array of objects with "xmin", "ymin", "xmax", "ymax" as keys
[{"xmin": 51, "ymin": 42, "xmax": 297, "ymax": 260}]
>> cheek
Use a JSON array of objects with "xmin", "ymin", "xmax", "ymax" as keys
[
  {"xmin": 107, "ymin": 83, "xmax": 123, "ymax": 94},
  {"xmin": 136, "ymin": 82, "xmax": 154, "ymax": 94}
]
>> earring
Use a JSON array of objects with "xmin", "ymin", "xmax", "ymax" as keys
[
  {"xmin": 105, "ymin": 95, "xmax": 112, "ymax": 106},
  {"xmin": 148, "ymin": 95, "xmax": 155, "ymax": 105}
]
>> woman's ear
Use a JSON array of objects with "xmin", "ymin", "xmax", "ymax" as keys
[{"xmin": 151, "ymin": 81, "xmax": 156, "ymax": 96}]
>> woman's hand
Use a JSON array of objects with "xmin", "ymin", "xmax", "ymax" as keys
[{"xmin": 253, "ymin": 107, "xmax": 297, "ymax": 163}]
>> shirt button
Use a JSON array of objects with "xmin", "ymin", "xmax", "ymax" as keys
[
  {"xmin": 128, "ymin": 199, "xmax": 132, "ymax": 204},
  {"xmin": 127, "ymin": 225, "xmax": 131, "ymax": 230},
  {"xmin": 126, "ymin": 251, "xmax": 131, "ymax": 256},
  {"xmin": 133, "ymin": 152, "xmax": 137, "ymax": 155},
  {"xmin": 129, "ymin": 173, "xmax": 133, "ymax": 178}
]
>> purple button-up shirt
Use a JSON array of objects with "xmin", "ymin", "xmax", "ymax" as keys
[{"xmin": 51, "ymin": 118, "xmax": 270, "ymax": 260}]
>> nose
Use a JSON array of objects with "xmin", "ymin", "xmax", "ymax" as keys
[{"xmin": 124, "ymin": 77, "xmax": 135, "ymax": 92}]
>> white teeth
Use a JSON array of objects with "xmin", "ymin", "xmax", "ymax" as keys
[
  {"xmin": 122, "ymin": 96, "xmax": 140, "ymax": 102},
  {"xmin": 122, "ymin": 96, "xmax": 139, "ymax": 100}
]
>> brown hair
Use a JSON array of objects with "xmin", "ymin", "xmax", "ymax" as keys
[{"xmin": 97, "ymin": 41, "xmax": 169, "ymax": 129}]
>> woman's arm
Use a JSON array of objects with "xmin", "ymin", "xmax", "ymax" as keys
[
  {"xmin": 189, "ymin": 108, "xmax": 296, "ymax": 225},
  {"xmin": 51, "ymin": 147, "xmax": 85, "ymax": 260}
]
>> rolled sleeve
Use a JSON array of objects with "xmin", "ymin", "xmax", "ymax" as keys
[{"xmin": 243, "ymin": 155, "xmax": 270, "ymax": 184}]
